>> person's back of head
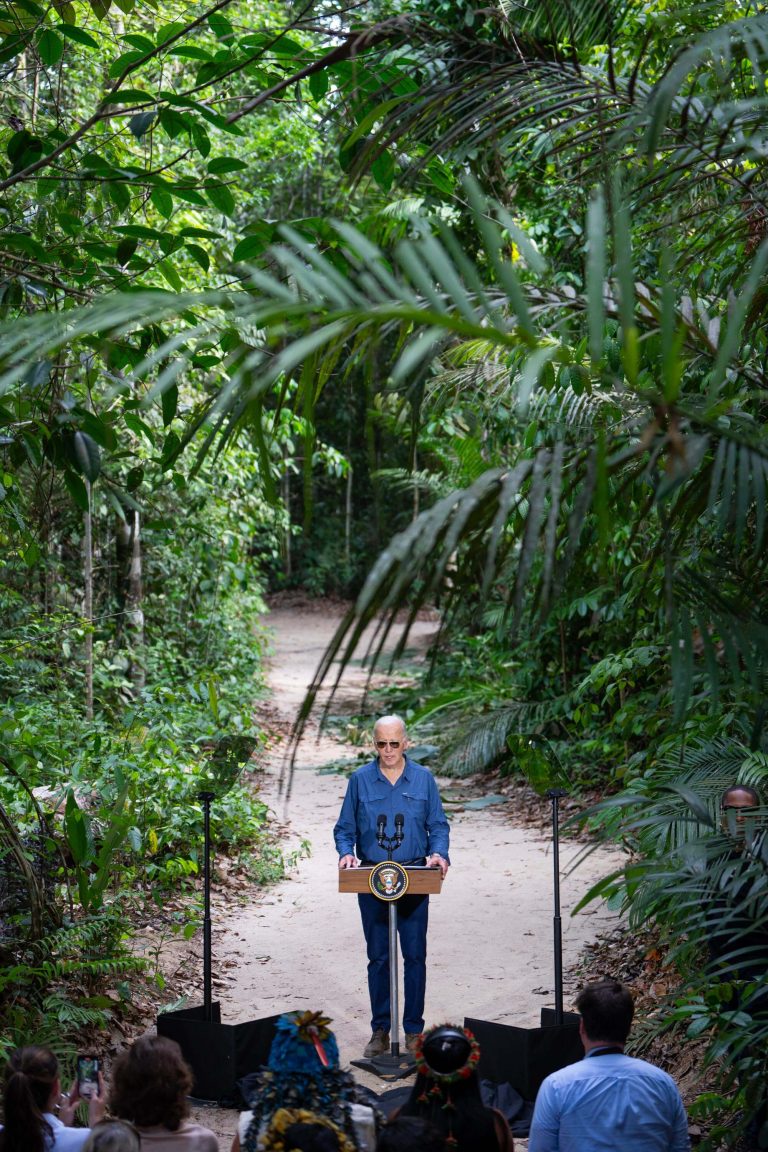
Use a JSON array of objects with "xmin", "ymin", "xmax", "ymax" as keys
[
  {"xmin": 1, "ymin": 1047, "xmax": 59, "ymax": 1152},
  {"xmin": 575, "ymin": 979, "xmax": 634, "ymax": 1044},
  {"xmin": 377, "ymin": 1116, "xmax": 446, "ymax": 1152},
  {"xmin": 258, "ymin": 1110, "xmax": 348, "ymax": 1152},
  {"xmin": 400, "ymin": 1025, "xmax": 499, "ymax": 1152},
  {"xmin": 82, "ymin": 1121, "xmax": 140, "ymax": 1152},
  {"xmin": 282, "ymin": 1122, "xmax": 340, "ymax": 1152},
  {"xmin": 109, "ymin": 1034, "xmax": 192, "ymax": 1130}
]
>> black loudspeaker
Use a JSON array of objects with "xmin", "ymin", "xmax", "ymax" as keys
[
  {"xmin": 158, "ymin": 1003, "xmax": 279, "ymax": 1104},
  {"xmin": 464, "ymin": 1010, "xmax": 583, "ymax": 1102}
]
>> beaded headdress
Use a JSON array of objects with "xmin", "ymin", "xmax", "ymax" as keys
[{"xmin": 259, "ymin": 1107, "xmax": 354, "ymax": 1152}]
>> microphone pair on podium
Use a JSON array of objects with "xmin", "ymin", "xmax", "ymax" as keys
[{"xmin": 376, "ymin": 813, "xmax": 404, "ymax": 841}]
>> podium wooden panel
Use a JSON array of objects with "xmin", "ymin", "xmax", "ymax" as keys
[{"xmin": 338, "ymin": 866, "xmax": 443, "ymax": 895}]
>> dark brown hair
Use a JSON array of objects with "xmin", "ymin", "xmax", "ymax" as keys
[
  {"xmin": 377, "ymin": 1116, "xmax": 446, "ymax": 1152},
  {"xmin": 109, "ymin": 1036, "xmax": 192, "ymax": 1131},
  {"xmin": 0, "ymin": 1047, "xmax": 58, "ymax": 1152},
  {"xmin": 575, "ymin": 979, "xmax": 634, "ymax": 1043},
  {"xmin": 400, "ymin": 1068, "xmax": 500, "ymax": 1152}
]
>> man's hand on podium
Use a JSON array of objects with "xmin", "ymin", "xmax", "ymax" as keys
[
  {"xmin": 426, "ymin": 853, "xmax": 449, "ymax": 877},
  {"xmin": 339, "ymin": 854, "xmax": 359, "ymax": 868}
]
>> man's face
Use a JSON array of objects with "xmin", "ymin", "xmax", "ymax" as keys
[
  {"xmin": 721, "ymin": 788, "xmax": 758, "ymax": 840},
  {"xmin": 373, "ymin": 719, "xmax": 407, "ymax": 768}
]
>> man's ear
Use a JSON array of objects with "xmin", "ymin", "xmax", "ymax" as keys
[{"xmin": 578, "ymin": 1017, "xmax": 587, "ymax": 1047}]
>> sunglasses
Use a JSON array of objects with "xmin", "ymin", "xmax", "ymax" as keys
[
  {"xmin": 722, "ymin": 804, "xmax": 757, "ymax": 812},
  {"xmin": 376, "ymin": 740, "xmax": 402, "ymax": 749}
]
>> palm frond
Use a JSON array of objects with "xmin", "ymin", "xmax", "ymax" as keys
[
  {"xmin": 581, "ymin": 735, "xmax": 768, "ymax": 855},
  {"xmin": 371, "ymin": 467, "xmax": 447, "ymax": 499},
  {"xmin": 438, "ymin": 699, "xmax": 567, "ymax": 777},
  {"xmin": 3, "ymin": 183, "xmax": 768, "ymax": 741}
]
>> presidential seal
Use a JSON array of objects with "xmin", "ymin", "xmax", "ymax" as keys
[{"xmin": 369, "ymin": 860, "xmax": 409, "ymax": 901}]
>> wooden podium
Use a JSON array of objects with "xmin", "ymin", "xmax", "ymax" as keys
[
  {"xmin": 340, "ymin": 863, "xmax": 443, "ymax": 1079},
  {"xmin": 338, "ymin": 866, "xmax": 443, "ymax": 896}
]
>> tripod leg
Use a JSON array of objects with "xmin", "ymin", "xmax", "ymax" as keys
[
  {"xmin": 201, "ymin": 791, "xmax": 214, "ymax": 1023},
  {"xmin": 551, "ymin": 791, "xmax": 563, "ymax": 1025}
]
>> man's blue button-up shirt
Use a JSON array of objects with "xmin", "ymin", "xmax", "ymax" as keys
[
  {"xmin": 333, "ymin": 757, "xmax": 450, "ymax": 864},
  {"xmin": 528, "ymin": 1051, "xmax": 691, "ymax": 1152}
]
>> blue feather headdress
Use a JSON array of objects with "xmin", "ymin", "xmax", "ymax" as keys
[
  {"xmin": 241, "ymin": 1011, "xmax": 361, "ymax": 1152},
  {"xmin": 267, "ymin": 1011, "xmax": 340, "ymax": 1073}
]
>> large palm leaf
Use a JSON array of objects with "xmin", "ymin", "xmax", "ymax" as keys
[
  {"xmin": 2, "ymin": 180, "xmax": 768, "ymax": 734},
  {"xmin": 338, "ymin": 4, "xmax": 768, "ymax": 284}
]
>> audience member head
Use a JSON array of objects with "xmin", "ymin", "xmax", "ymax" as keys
[
  {"xmin": 83, "ymin": 1121, "xmax": 141, "ymax": 1152},
  {"xmin": 400, "ymin": 1024, "xmax": 499, "ymax": 1152},
  {"xmin": 720, "ymin": 784, "xmax": 762, "ymax": 842},
  {"xmin": 1, "ymin": 1047, "xmax": 60, "ymax": 1152},
  {"xmin": 266, "ymin": 1011, "xmax": 340, "ymax": 1076},
  {"xmin": 240, "ymin": 1013, "xmax": 361, "ymax": 1152},
  {"xmin": 259, "ymin": 1109, "xmax": 352, "ymax": 1152},
  {"xmin": 109, "ymin": 1034, "xmax": 192, "ymax": 1130},
  {"xmin": 720, "ymin": 784, "xmax": 760, "ymax": 811},
  {"xmin": 575, "ymin": 979, "xmax": 634, "ymax": 1045},
  {"xmin": 283, "ymin": 1123, "xmax": 338, "ymax": 1152},
  {"xmin": 377, "ymin": 1115, "xmax": 446, "ymax": 1152}
]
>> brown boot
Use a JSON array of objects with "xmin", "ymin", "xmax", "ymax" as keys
[
  {"xmin": 405, "ymin": 1032, "xmax": 420, "ymax": 1055},
  {"xmin": 363, "ymin": 1029, "xmax": 390, "ymax": 1058}
]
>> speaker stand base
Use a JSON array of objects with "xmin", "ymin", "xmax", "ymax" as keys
[{"xmin": 351, "ymin": 1050, "xmax": 416, "ymax": 1081}]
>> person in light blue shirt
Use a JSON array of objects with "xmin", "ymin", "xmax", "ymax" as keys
[
  {"xmin": 334, "ymin": 714, "xmax": 450, "ymax": 1059},
  {"xmin": 528, "ymin": 980, "xmax": 690, "ymax": 1152}
]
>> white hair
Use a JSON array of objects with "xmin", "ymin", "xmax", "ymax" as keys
[{"xmin": 373, "ymin": 714, "xmax": 407, "ymax": 738}]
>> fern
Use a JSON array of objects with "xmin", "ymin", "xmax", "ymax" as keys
[
  {"xmin": 0, "ymin": 914, "xmax": 147, "ymax": 995},
  {"xmin": 41, "ymin": 992, "xmax": 112, "ymax": 1031}
]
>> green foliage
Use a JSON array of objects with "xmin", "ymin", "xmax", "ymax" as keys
[
  {"xmin": 0, "ymin": 912, "xmax": 146, "ymax": 1062},
  {"xmin": 571, "ymin": 743, "xmax": 768, "ymax": 1147},
  {"xmin": 4, "ymin": 2, "xmax": 768, "ymax": 1139},
  {"xmin": 0, "ymin": 417, "xmax": 280, "ymax": 1044},
  {"xmin": 1, "ymin": 642, "xmax": 271, "ymax": 900}
]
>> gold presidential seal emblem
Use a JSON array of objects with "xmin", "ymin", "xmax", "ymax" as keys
[{"xmin": 369, "ymin": 860, "xmax": 409, "ymax": 901}]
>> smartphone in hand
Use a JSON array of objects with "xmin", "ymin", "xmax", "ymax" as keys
[{"xmin": 76, "ymin": 1056, "xmax": 100, "ymax": 1099}]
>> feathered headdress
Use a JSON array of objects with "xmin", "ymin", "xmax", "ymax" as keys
[{"xmin": 240, "ymin": 1011, "xmax": 361, "ymax": 1152}]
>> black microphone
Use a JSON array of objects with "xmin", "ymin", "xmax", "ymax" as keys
[
  {"xmin": 394, "ymin": 813, "xmax": 404, "ymax": 840},
  {"xmin": 376, "ymin": 813, "xmax": 387, "ymax": 840}
]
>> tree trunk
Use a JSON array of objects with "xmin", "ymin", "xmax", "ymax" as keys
[
  {"xmin": 412, "ymin": 443, "xmax": 419, "ymax": 523},
  {"xmin": 125, "ymin": 510, "xmax": 145, "ymax": 691},
  {"xmin": 282, "ymin": 466, "xmax": 292, "ymax": 579},
  {"xmin": 0, "ymin": 801, "xmax": 45, "ymax": 939},
  {"xmin": 83, "ymin": 482, "xmax": 93, "ymax": 721},
  {"xmin": 345, "ymin": 462, "xmax": 353, "ymax": 572},
  {"xmin": 115, "ymin": 510, "xmax": 146, "ymax": 692}
]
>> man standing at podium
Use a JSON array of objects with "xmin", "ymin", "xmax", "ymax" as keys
[{"xmin": 334, "ymin": 714, "xmax": 450, "ymax": 1059}]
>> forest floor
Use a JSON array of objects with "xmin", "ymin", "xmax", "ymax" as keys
[{"xmin": 139, "ymin": 594, "xmax": 630, "ymax": 1150}]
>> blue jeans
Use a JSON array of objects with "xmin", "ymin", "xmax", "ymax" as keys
[{"xmin": 358, "ymin": 893, "xmax": 429, "ymax": 1035}]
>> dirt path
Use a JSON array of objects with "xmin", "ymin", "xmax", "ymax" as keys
[{"xmin": 191, "ymin": 603, "xmax": 622, "ymax": 1145}]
